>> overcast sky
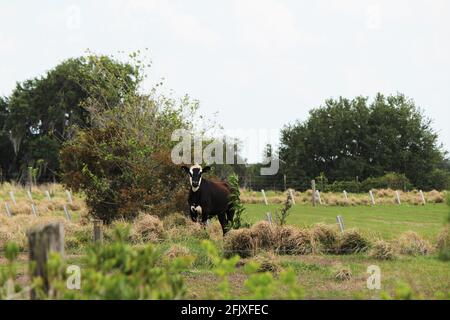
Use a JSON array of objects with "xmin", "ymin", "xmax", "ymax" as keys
[{"xmin": 1, "ymin": 0, "xmax": 449, "ymax": 162}]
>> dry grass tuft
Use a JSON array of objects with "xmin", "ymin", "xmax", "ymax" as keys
[
  {"xmin": 163, "ymin": 212, "xmax": 189, "ymax": 229},
  {"xmin": 133, "ymin": 214, "xmax": 166, "ymax": 243},
  {"xmin": 396, "ymin": 231, "xmax": 432, "ymax": 256},
  {"xmin": 165, "ymin": 244, "xmax": 192, "ymax": 260},
  {"xmin": 223, "ymin": 228, "xmax": 255, "ymax": 258},
  {"xmin": 334, "ymin": 265, "xmax": 352, "ymax": 281},
  {"xmin": 275, "ymin": 226, "xmax": 312, "ymax": 255},
  {"xmin": 337, "ymin": 229, "xmax": 370, "ymax": 254},
  {"xmin": 311, "ymin": 223, "xmax": 339, "ymax": 254},
  {"xmin": 436, "ymin": 226, "xmax": 450, "ymax": 251},
  {"xmin": 252, "ymin": 252, "xmax": 281, "ymax": 274},
  {"xmin": 251, "ymin": 221, "xmax": 276, "ymax": 250},
  {"xmin": 370, "ymin": 240, "xmax": 396, "ymax": 260}
]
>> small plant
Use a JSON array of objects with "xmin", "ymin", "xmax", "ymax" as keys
[
  {"xmin": 228, "ymin": 174, "xmax": 250, "ymax": 229},
  {"xmin": 274, "ymin": 191, "xmax": 293, "ymax": 226},
  {"xmin": 0, "ymin": 242, "xmax": 22, "ymax": 299}
]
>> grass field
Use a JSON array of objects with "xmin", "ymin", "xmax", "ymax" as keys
[
  {"xmin": 0, "ymin": 183, "xmax": 449, "ymax": 300},
  {"xmin": 244, "ymin": 204, "xmax": 448, "ymax": 241}
]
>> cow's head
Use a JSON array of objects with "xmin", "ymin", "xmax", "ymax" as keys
[{"xmin": 181, "ymin": 164, "xmax": 211, "ymax": 192}]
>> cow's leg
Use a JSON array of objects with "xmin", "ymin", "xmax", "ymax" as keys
[{"xmin": 218, "ymin": 212, "xmax": 229, "ymax": 236}]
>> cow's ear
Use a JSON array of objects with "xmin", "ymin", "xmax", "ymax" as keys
[
  {"xmin": 181, "ymin": 166, "xmax": 190, "ymax": 174},
  {"xmin": 202, "ymin": 166, "xmax": 211, "ymax": 173}
]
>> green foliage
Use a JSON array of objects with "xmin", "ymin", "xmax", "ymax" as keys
[
  {"xmin": 228, "ymin": 174, "xmax": 250, "ymax": 229},
  {"xmin": 201, "ymin": 240, "xmax": 304, "ymax": 300},
  {"xmin": 274, "ymin": 191, "xmax": 293, "ymax": 226},
  {"xmin": 280, "ymin": 93, "xmax": 447, "ymax": 191},
  {"xmin": 0, "ymin": 242, "xmax": 22, "ymax": 299},
  {"xmin": 60, "ymin": 53, "xmax": 199, "ymax": 222},
  {"xmin": 1, "ymin": 54, "xmax": 141, "ymax": 183},
  {"xmin": 360, "ymin": 173, "xmax": 413, "ymax": 192}
]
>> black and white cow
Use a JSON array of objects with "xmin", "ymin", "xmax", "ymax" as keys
[{"xmin": 181, "ymin": 164, "xmax": 234, "ymax": 235}]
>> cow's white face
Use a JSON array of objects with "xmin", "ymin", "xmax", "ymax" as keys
[{"xmin": 181, "ymin": 164, "xmax": 211, "ymax": 192}]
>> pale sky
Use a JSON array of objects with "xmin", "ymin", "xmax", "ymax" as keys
[{"xmin": 1, "ymin": 0, "xmax": 449, "ymax": 162}]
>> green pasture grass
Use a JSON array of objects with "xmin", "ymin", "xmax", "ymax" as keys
[{"xmin": 244, "ymin": 203, "xmax": 447, "ymax": 241}]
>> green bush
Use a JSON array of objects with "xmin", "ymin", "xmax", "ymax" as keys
[
  {"xmin": 60, "ymin": 54, "xmax": 199, "ymax": 223},
  {"xmin": 361, "ymin": 173, "xmax": 413, "ymax": 192}
]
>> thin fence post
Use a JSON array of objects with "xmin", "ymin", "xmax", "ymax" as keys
[
  {"xmin": 266, "ymin": 212, "xmax": 272, "ymax": 224},
  {"xmin": 31, "ymin": 203, "xmax": 38, "ymax": 217},
  {"xmin": 27, "ymin": 190, "xmax": 33, "ymax": 201},
  {"xmin": 395, "ymin": 190, "xmax": 401, "ymax": 205},
  {"xmin": 66, "ymin": 190, "xmax": 73, "ymax": 204},
  {"xmin": 336, "ymin": 215, "xmax": 345, "ymax": 233},
  {"xmin": 419, "ymin": 190, "xmax": 426, "ymax": 205},
  {"xmin": 311, "ymin": 180, "xmax": 316, "ymax": 207},
  {"xmin": 4, "ymin": 202, "xmax": 12, "ymax": 217},
  {"xmin": 261, "ymin": 189, "xmax": 268, "ymax": 206},
  {"xmin": 343, "ymin": 190, "xmax": 348, "ymax": 201},
  {"xmin": 316, "ymin": 190, "xmax": 323, "ymax": 205},
  {"xmin": 28, "ymin": 222, "xmax": 64, "ymax": 300},
  {"xmin": 288, "ymin": 189, "xmax": 296, "ymax": 205},
  {"xmin": 283, "ymin": 174, "xmax": 287, "ymax": 191},
  {"xmin": 9, "ymin": 191, "xmax": 17, "ymax": 205},
  {"xmin": 45, "ymin": 190, "xmax": 52, "ymax": 200},
  {"xmin": 63, "ymin": 205, "xmax": 72, "ymax": 221},
  {"xmin": 369, "ymin": 190, "xmax": 376, "ymax": 205},
  {"xmin": 93, "ymin": 219, "xmax": 103, "ymax": 244}
]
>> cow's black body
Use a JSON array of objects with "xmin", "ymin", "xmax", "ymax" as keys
[{"xmin": 187, "ymin": 178, "xmax": 234, "ymax": 235}]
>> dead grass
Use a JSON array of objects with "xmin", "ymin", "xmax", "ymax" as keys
[
  {"xmin": 132, "ymin": 214, "xmax": 166, "ymax": 243},
  {"xmin": 223, "ymin": 228, "xmax": 255, "ymax": 258},
  {"xmin": 369, "ymin": 240, "xmax": 396, "ymax": 260},
  {"xmin": 396, "ymin": 231, "xmax": 433, "ymax": 256}
]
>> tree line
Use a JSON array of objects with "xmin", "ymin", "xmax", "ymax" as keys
[{"xmin": 0, "ymin": 54, "xmax": 449, "ymax": 192}]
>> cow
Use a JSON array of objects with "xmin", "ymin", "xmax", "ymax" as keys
[{"xmin": 181, "ymin": 164, "xmax": 234, "ymax": 235}]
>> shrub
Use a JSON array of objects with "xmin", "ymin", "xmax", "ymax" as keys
[
  {"xmin": 228, "ymin": 174, "xmax": 250, "ymax": 229},
  {"xmin": 311, "ymin": 223, "xmax": 338, "ymax": 254},
  {"xmin": 370, "ymin": 240, "xmax": 396, "ymax": 260},
  {"xmin": 251, "ymin": 221, "xmax": 276, "ymax": 250},
  {"xmin": 396, "ymin": 231, "xmax": 432, "ymax": 256},
  {"xmin": 132, "ymin": 214, "xmax": 166, "ymax": 243},
  {"xmin": 60, "ymin": 54, "xmax": 199, "ymax": 223},
  {"xmin": 223, "ymin": 228, "xmax": 255, "ymax": 258},
  {"xmin": 337, "ymin": 229, "xmax": 370, "ymax": 254},
  {"xmin": 361, "ymin": 173, "xmax": 413, "ymax": 192}
]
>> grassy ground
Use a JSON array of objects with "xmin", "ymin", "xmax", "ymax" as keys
[
  {"xmin": 0, "ymin": 183, "xmax": 448, "ymax": 299},
  {"xmin": 244, "ymin": 204, "xmax": 448, "ymax": 241}
]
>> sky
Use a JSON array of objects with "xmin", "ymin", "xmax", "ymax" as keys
[{"xmin": 1, "ymin": 0, "xmax": 449, "ymax": 162}]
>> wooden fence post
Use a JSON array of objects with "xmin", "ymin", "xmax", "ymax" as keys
[
  {"xmin": 31, "ymin": 203, "xmax": 38, "ymax": 217},
  {"xmin": 266, "ymin": 212, "xmax": 273, "ymax": 224},
  {"xmin": 311, "ymin": 180, "xmax": 316, "ymax": 207},
  {"xmin": 28, "ymin": 222, "xmax": 64, "ymax": 300},
  {"xmin": 93, "ymin": 219, "xmax": 103, "ymax": 244},
  {"xmin": 27, "ymin": 190, "xmax": 33, "ymax": 201},
  {"xmin": 45, "ymin": 190, "xmax": 52, "ymax": 200},
  {"xmin": 343, "ymin": 190, "xmax": 348, "ymax": 201},
  {"xmin": 316, "ymin": 190, "xmax": 323, "ymax": 205},
  {"xmin": 63, "ymin": 205, "xmax": 72, "ymax": 221}
]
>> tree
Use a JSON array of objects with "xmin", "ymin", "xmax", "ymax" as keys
[
  {"xmin": 1, "ymin": 55, "xmax": 140, "ymax": 182},
  {"xmin": 279, "ymin": 93, "xmax": 448, "ymax": 190}
]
